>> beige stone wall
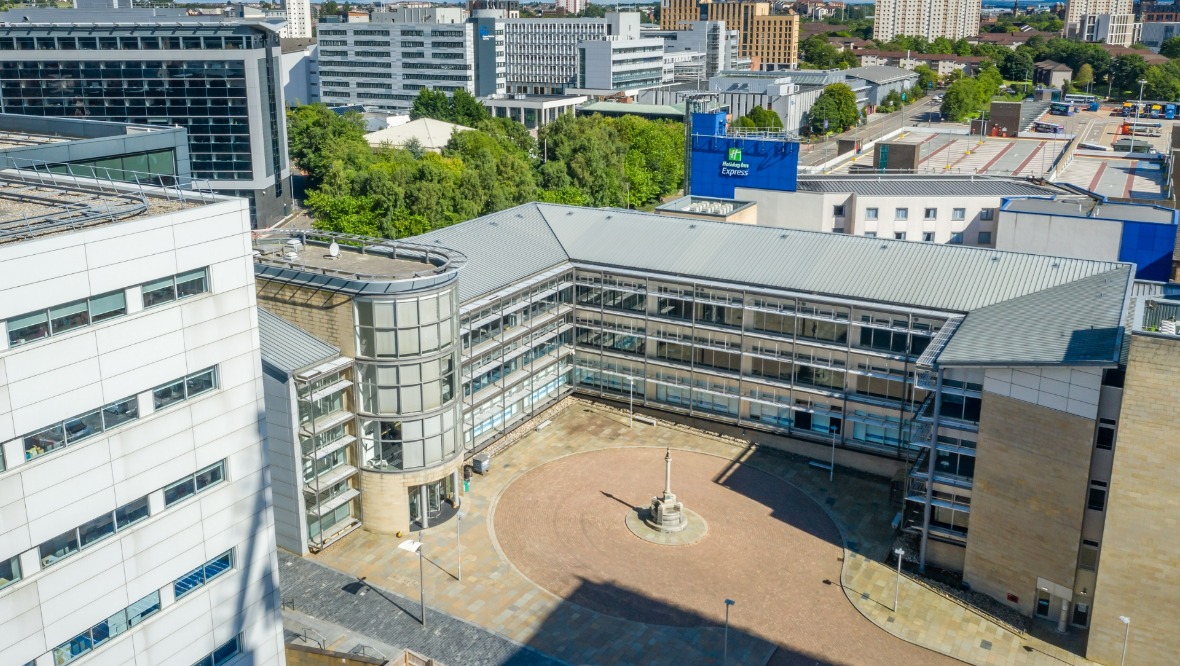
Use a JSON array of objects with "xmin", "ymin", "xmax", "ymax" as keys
[
  {"xmin": 963, "ymin": 392, "xmax": 1095, "ymax": 616},
  {"xmin": 360, "ymin": 455, "xmax": 465, "ymax": 535},
  {"xmin": 1087, "ymin": 334, "xmax": 1180, "ymax": 665},
  {"xmin": 257, "ymin": 281, "xmax": 357, "ymax": 357}
]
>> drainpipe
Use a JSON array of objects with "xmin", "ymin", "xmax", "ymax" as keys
[{"xmin": 918, "ymin": 367, "xmax": 943, "ymax": 574}]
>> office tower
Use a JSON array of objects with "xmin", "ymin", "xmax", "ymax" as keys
[
  {"xmin": 0, "ymin": 12, "xmax": 293, "ymax": 228},
  {"xmin": 0, "ymin": 165, "xmax": 285, "ymax": 666},
  {"xmin": 873, "ymin": 0, "xmax": 982, "ymax": 42},
  {"xmin": 286, "ymin": 0, "xmax": 313, "ymax": 40},
  {"xmin": 659, "ymin": 0, "xmax": 798, "ymax": 67}
]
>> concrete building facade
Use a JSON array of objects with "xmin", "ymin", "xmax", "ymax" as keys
[
  {"xmin": 0, "ymin": 171, "xmax": 286, "ymax": 665},
  {"xmin": 1065, "ymin": 0, "xmax": 1136, "ymax": 43},
  {"xmin": 873, "ymin": 0, "xmax": 982, "ymax": 42}
]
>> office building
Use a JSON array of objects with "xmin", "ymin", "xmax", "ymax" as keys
[
  {"xmin": 481, "ymin": 94, "xmax": 587, "ymax": 130},
  {"xmin": 0, "ymin": 167, "xmax": 285, "ymax": 664},
  {"xmin": 645, "ymin": 21, "xmax": 745, "ymax": 79},
  {"xmin": 0, "ymin": 13, "xmax": 293, "ymax": 228},
  {"xmin": 660, "ymin": 0, "xmax": 800, "ymax": 68},
  {"xmin": 575, "ymin": 37, "xmax": 667, "ymax": 93},
  {"xmin": 873, "ymin": 0, "xmax": 982, "ymax": 42},
  {"xmin": 556, "ymin": 0, "xmax": 587, "ymax": 14},
  {"xmin": 1065, "ymin": 0, "xmax": 1137, "ymax": 44},
  {"xmin": 501, "ymin": 12, "xmax": 657, "ymax": 94},
  {"xmin": 286, "ymin": 0, "xmax": 313, "ymax": 40}
]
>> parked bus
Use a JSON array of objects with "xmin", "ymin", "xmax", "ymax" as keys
[
  {"xmin": 1122, "ymin": 120, "xmax": 1163, "ymax": 137},
  {"xmin": 1149, "ymin": 103, "xmax": 1165, "ymax": 118},
  {"xmin": 1049, "ymin": 102, "xmax": 1074, "ymax": 116},
  {"xmin": 1168, "ymin": 103, "xmax": 1177, "ymax": 120},
  {"xmin": 1122, "ymin": 101, "xmax": 1138, "ymax": 116},
  {"xmin": 1033, "ymin": 121, "xmax": 1066, "ymax": 133},
  {"xmin": 1064, "ymin": 94, "xmax": 1098, "ymax": 105}
]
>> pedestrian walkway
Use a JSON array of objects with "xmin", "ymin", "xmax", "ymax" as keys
[{"xmin": 841, "ymin": 551, "xmax": 1097, "ymax": 666}]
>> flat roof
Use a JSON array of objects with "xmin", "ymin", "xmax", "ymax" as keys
[
  {"xmin": 0, "ymin": 172, "xmax": 206, "ymax": 245},
  {"xmin": 1002, "ymin": 197, "xmax": 1177, "ymax": 224},
  {"xmin": 656, "ymin": 195, "xmax": 757, "ymax": 217},
  {"xmin": 252, "ymin": 229, "xmax": 466, "ymax": 296},
  {"xmin": 0, "ymin": 131, "xmax": 65, "ymax": 150},
  {"xmin": 796, "ymin": 174, "xmax": 1062, "ymax": 198}
]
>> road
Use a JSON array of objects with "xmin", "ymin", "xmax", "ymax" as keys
[{"xmin": 799, "ymin": 98, "xmax": 941, "ymax": 167}]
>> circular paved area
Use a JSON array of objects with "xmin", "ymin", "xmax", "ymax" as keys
[{"xmin": 493, "ymin": 447, "xmax": 958, "ymax": 665}]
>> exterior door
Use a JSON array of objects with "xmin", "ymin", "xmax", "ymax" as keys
[{"xmin": 408, "ymin": 487, "xmax": 422, "ymax": 527}]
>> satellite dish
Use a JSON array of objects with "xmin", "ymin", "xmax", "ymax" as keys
[{"xmin": 328, "ymin": 241, "xmax": 340, "ymax": 259}]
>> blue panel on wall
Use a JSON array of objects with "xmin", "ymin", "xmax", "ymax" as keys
[
  {"xmin": 689, "ymin": 135, "xmax": 800, "ymax": 199},
  {"xmin": 692, "ymin": 111, "xmax": 728, "ymax": 137},
  {"xmin": 1118, "ymin": 220, "xmax": 1176, "ymax": 281}
]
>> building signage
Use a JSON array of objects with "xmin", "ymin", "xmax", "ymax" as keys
[{"xmin": 720, "ymin": 146, "xmax": 751, "ymax": 177}]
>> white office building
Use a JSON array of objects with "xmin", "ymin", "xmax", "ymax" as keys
[
  {"xmin": 285, "ymin": 0, "xmax": 313, "ymax": 40},
  {"xmin": 873, "ymin": 0, "xmax": 981, "ymax": 42},
  {"xmin": 575, "ymin": 37, "xmax": 667, "ymax": 94},
  {"xmin": 0, "ymin": 172, "xmax": 285, "ymax": 666},
  {"xmin": 502, "ymin": 12, "xmax": 654, "ymax": 94}
]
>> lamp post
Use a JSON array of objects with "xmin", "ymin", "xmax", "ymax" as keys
[
  {"xmin": 398, "ymin": 539, "xmax": 426, "ymax": 628},
  {"xmin": 1119, "ymin": 615, "xmax": 1131, "ymax": 666},
  {"xmin": 628, "ymin": 376, "xmax": 635, "ymax": 428},
  {"xmin": 893, "ymin": 548, "xmax": 905, "ymax": 612},
  {"xmin": 1130, "ymin": 79, "xmax": 1146, "ymax": 156},
  {"xmin": 723, "ymin": 599, "xmax": 735, "ymax": 665},
  {"xmin": 456, "ymin": 511, "xmax": 465, "ymax": 582}
]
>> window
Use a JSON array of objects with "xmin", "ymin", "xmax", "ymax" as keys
[
  {"xmin": 978, "ymin": 231, "xmax": 993, "ymax": 245},
  {"xmin": 949, "ymin": 232, "xmax": 964, "ymax": 244},
  {"xmin": 865, "ymin": 207, "xmax": 878, "ymax": 220},
  {"xmin": 0, "ymin": 554, "xmax": 20, "ymax": 592},
  {"xmin": 24, "ymin": 395, "xmax": 139, "ymax": 461},
  {"xmin": 153, "ymin": 367, "xmax": 218, "ymax": 410},
  {"xmin": 922, "ymin": 232, "xmax": 935, "ymax": 242},
  {"xmin": 38, "ymin": 495, "xmax": 150, "ymax": 569},
  {"xmin": 51, "ymin": 591, "xmax": 161, "ymax": 666},
  {"xmin": 980, "ymin": 208, "xmax": 995, "ymax": 221},
  {"xmin": 142, "ymin": 267, "xmax": 209, "ymax": 308},
  {"xmin": 924, "ymin": 207, "xmax": 937, "ymax": 220},
  {"xmin": 6, "ymin": 290, "xmax": 127, "ymax": 348},
  {"xmin": 894, "ymin": 232, "xmax": 906, "ymax": 240},
  {"xmin": 1087, "ymin": 480, "xmax": 1108, "ymax": 511},
  {"xmin": 864, "ymin": 232, "xmax": 876, "ymax": 238},
  {"xmin": 833, "ymin": 205, "xmax": 845, "ymax": 216},
  {"xmin": 165, "ymin": 461, "xmax": 226, "ymax": 508},
  {"xmin": 895, "ymin": 207, "xmax": 909, "ymax": 220},
  {"xmin": 1079, "ymin": 539, "xmax": 1100, "ymax": 570},
  {"xmin": 1096, "ymin": 418, "xmax": 1116, "ymax": 450},
  {"xmin": 191, "ymin": 635, "xmax": 242, "ymax": 666},
  {"xmin": 174, "ymin": 550, "xmax": 234, "ymax": 599},
  {"xmin": 833, "ymin": 227, "xmax": 845, "ymax": 234},
  {"xmin": 952, "ymin": 208, "xmax": 966, "ymax": 221}
]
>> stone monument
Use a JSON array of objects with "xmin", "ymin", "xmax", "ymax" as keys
[{"xmin": 645, "ymin": 448, "xmax": 688, "ymax": 533}]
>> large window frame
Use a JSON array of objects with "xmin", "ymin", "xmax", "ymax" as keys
[
  {"xmin": 6, "ymin": 289, "xmax": 127, "ymax": 348},
  {"xmin": 163, "ymin": 461, "xmax": 226, "ymax": 508},
  {"xmin": 22, "ymin": 395, "xmax": 139, "ymax": 462},
  {"xmin": 141, "ymin": 267, "xmax": 209, "ymax": 309},
  {"xmin": 38, "ymin": 496, "xmax": 150, "ymax": 569},
  {"xmin": 50, "ymin": 591, "xmax": 161, "ymax": 666},
  {"xmin": 174, "ymin": 549, "xmax": 234, "ymax": 599}
]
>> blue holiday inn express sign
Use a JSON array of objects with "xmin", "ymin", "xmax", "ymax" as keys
[{"xmin": 721, "ymin": 147, "xmax": 751, "ymax": 177}]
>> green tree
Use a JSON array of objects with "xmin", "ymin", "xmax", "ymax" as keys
[
  {"xmin": 537, "ymin": 113, "xmax": 627, "ymax": 207},
  {"xmin": 1143, "ymin": 65, "xmax": 1180, "ymax": 103},
  {"xmin": 930, "ymin": 37, "xmax": 954, "ymax": 54},
  {"xmin": 443, "ymin": 128, "xmax": 537, "ymax": 215},
  {"xmin": 410, "ymin": 88, "xmax": 452, "ymax": 122},
  {"xmin": 1074, "ymin": 62, "xmax": 1095, "ymax": 89},
  {"xmin": 940, "ymin": 77, "xmax": 981, "ymax": 121},
  {"xmin": 734, "ymin": 105, "xmax": 784, "ymax": 130},
  {"xmin": 808, "ymin": 83, "xmax": 859, "ymax": 133},
  {"xmin": 450, "ymin": 89, "xmax": 491, "ymax": 127},
  {"xmin": 953, "ymin": 38, "xmax": 973, "ymax": 56},
  {"xmin": 801, "ymin": 35, "xmax": 842, "ymax": 69},
  {"xmin": 1001, "ymin": 50, "xmax": 1034, "ymax": 82},
  {"xmin": 1111, "ymin": 54, "xmax": 1149, "ymax": 97},
  {"xmin": 1161, "ymin": 36, "xmax": 1180, "ymax": 59},
  {"xmin": 320, "ymin": 0, "xmax": 339, "ymax": 17},
  {"xmin": 286, "ymin": 104, "xmax": 367, "ymax": 185},
  {"xmin": 914, "ymin": 64, "xmax": 939, "ymax": 91},
  {"xmin": 976, "ymin": 66, "xmax": 1004, "ymax": 105},
  {"xmin": 611, "ymin": 115, "xmax": 685, "ymax": 206}
]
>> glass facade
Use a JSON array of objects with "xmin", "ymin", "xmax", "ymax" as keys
[
  {"xmin": 357, "ymin": 287, "xmax": 463, "ymax": 473},
  {"xmin": 296, "ymin": 364, "xmax": 359, "ymax": 550}
]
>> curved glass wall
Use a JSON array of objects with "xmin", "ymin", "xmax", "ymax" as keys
[{"xmin": 355, "ymin": 286, "xmax": 462, "ymax": 472}]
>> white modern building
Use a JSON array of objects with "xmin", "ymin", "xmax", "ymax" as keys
[
  {"xmin": 1065, "ymin": 0, "xmax": 1136, "ymax": 44},
  {"xmin": 0, "ymin": 172, "xmax": 285, "ymax": 665},
  {"xmin": 501, "ymin": 12, "xmax": 657, "ymax": 94},
  {"xmin": 285, "ymin": 0, "xmax": 313, "ymax": 40},
  {"xmin": 645, "ymin": 20, "xmax": 746, "ymax": 79},
  {"xmin": 574, "ymin": 37, "xmax": 666, "ymax": 94},
  {"xmin": 873, "ymin": 0, "xmax": 981, "ymax": 41}
]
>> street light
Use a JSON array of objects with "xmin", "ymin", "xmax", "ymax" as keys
[
  {"xmin": 398, "ymin": 539, "xmax": 426, "ymax": 628},
  {"xmin": 723, "ymin": 599, "xmax": 735, "ymax": 666},
  {"xmin": 1130, "ymin": 79, "xmax": 1147, "ymax": 157},
  {"xmin": 455, "ymin": 511, "xmax": 466, "ymax": 582},
  {"xmin": 628, "ymin": 376, "xmax": 635, "ymax": 428},
  {"xmin": 893, "ymin": 548, "xmax": 905, "ymax": 612},
  {"xmin": 1119, "ymin": 615, "xmax": 1131, "ymax": 666}
]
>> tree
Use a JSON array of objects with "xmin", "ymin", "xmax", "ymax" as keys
[
  {"xmin": 914, "ymin": 65, "xmax": 939, "ymax": 91},
  {"xmin": 410, "ymin": 88, "xmax": 451, "ymax": 122},
  {"xmin": 940, "ymin": 78, "xmax": 981, "ymax": 121},
  {"xmin": 953, "ymin": 38, "xmax": 973, "ymax": 56},
  {"xmin": 537, "ymin": 113, "xmax": 627, "ymax": 207},
  {"xmin": 1111, "ymin": 54, "xmax": 1149, "ymax": 97},
  {"xmin": 735, "ymin": 105, "xmax": 784, "ymax": 130},
  {"xmin": 286, "ymin": 104, "xmax": 367, "ymax": 185},
  {"xmin": 320, "ymin": 0, "xmax": 339, "ymax": 17},
  {"xmin": 1143, "ymin": 65, "xmax": 1180, "ymax": 103},
  {"xmin": 801, "ymin": 35, "xmax": 842, "ymax": 69},
  {"xmin": 1074, "ymin": 63, "xmax": 1095, "ymax": 89},
  {"xmin": 450, "ymin": 89, "xmax": 491, "ymax": 127},
  {"xmin": 930, "ymin": 37, "xmax": 954, "ymax": 54},
  {"xmin": 808, "ymin": 83, "xmax": 859, "ymax": 133},
  {"xmin": 1001, "ymin": 49, "xmax": 1034, "ymax": 82},
  {"xmin": 1161, "ymin": 36, "xmax": 1180, "ymax": 59}
]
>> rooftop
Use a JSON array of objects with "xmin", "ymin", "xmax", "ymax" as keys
[
  {"xmin": 252, "ymin": 229, "xmax": 467, "ymax": 296},
  {"xmin": 411, "ymin": 202, "xmax": 1131, "ymax": 367},
  {"xmin": 1002, "ymin": 197, "xmax": 1178, "ymax": 225},
  {"xmin": 841, "ymin": 65, "xmax": 919, "ymax": 84},
  {"xmin": 578, "ymin": 101, "xmax": 686, "ymax": 118},
  {"xmin": 258, "ymin": 307, "xmax": 339, "ymax": 377},
  {"xmin": 0, "ymin": 171, "xmax": 208, "ymax": 245},
  {"xmin": 364, "ymin": 118, "xmax": 471, "ymax": 151},
  {"xmin": 655, "ymin": 195, "xmax": 757, "ymax": 218},
  {"xmin": 795, "ymin": 174, "xmax": 1062, "ymax": 198}
]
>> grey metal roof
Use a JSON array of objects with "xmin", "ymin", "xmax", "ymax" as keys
[
  {"xmin": 842, "ymin": 65, "xmax": 919, "ymax": 84},
  {"xmin": 796, "ymin": 175, "xmax": 1062, "ymax": 198},
  {"xmin": 407, "ymin": 202, "xmax": 1133, "ymax": 367},
  {"xmin": 1002, "ymin": 198, "xmax": 1177, "ymax": 224},
  {"xmin": 258, "ymin": 308, "xmax": 339, "ymax": 376}
]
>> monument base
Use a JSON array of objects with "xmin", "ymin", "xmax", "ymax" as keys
[{"xmin": 625, "ymin": 507, "xmax": 708, "ymax": 546}]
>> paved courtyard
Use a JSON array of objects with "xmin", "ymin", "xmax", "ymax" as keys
[{"xmin": 307, "ymin": 400, "xmax": 963, "ymax": 665}]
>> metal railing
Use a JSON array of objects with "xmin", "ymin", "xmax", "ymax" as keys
[{"xmin": 350, "ymin": 645, "xmax": 388, "ymax": 661}]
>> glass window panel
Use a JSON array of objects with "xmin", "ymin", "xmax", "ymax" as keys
[
  {"xmin": 65, "ymin": 410, "xmax": 104, "ymax": 444},
  {"xmin": 115, "ymin": 496, "xmax": 150, "ymax": 530},
  {"xmin": 89, "ymin": 291, "xmax": 127, "ymax": 323},
  {"xmin": 195, "ymin": 462, "xmax": 224, "ymax": 493},
  {"xmin": 142, "ymin": 276, "xmax": 176, "ymax": 308},
  {"xmin": 126, "ymin": 591, "xmax": 160, "ymax": 626},
  {"xmin": 402, "ymin": 439, "xmax": 425, "ymax": 468},
  {"xmin": 398, "ymin": 329, "xmax": 419, "ymax": 355},
  {"xmin": 154, "ymin": 379, "xmax": 186, "ymax": 409},
  {"xmin": 174, "ymin": 563, "xmax": 205, "ymax": 599},
  {"xmin": 7, "ymin": 310, "xmax": 49, "ymax": 346},
  {"xmin": 423, "ymin": 381, "xmax": 441, "ymax": 410},
  {"xmin": 421, "ymin": 324, "xmax": 440, "ymax": 352},
  {"xmin": 212, "ymin": 636, "xmax": 241, "ymax": 666},
  {"xmin": 26, "ymin": 423, "xmax": 66, "ymax": 460},
  {"xmin": 40, "ymin": 529, "xmax": 80, "ymax": 567},
  {"xmin": 186, "ymin": 369, "xmax": 216, "ymax": 398},
  {"xmin": 373, "ymin": 301, "xmax": 395, "ymax": 328},
  {"xmin": 79, "ymin": 511, "xmax": 116, "ymax": 548},
  {"xmin": 0, "ymin": 556, "xmax": 21, "ymax": 591},
  {"xmin": 49, "ymin": 300, "xmax": 90, "ymax": 335},
  {"xmin": 374, "ymin": 329, "xmax": 396, "ymax": 357},
  {"xmin": 204, "ymin": 550, "xmax": 233, "ymax": 582},
  {"xmin": 164, "ymin": 476, "xmax": 196, "ymax": 506},
  {"xmin": 396, "ymin": 300, "xmax": 418, "ymax": 326},
  {"xmin": 419, "ymin": 295, "xmax": 439, "ymax": 324},
  {"xmin": 175, "ymin": 268, "xmax": 208, "ymax": 298},
  {"xmin": 102, "ymin": 396, "xmax": 140, "ymax": 429},
  {"xmin": 52, "ymin": 633, "xmax": 92, "ymax": 666},
  {"xmin": 401, "ymin": 386, "xmax": 422, "ymax": 413}
]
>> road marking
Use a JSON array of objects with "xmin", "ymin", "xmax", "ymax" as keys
[
  {"xmin": 1123, "ymin": 161, "xmax": 1138, "ymax": 199},
  {"xmin": 976, "ymin": 142, "xmax": 1015, "ymax": 173},
  {"xmin": 1088, "ymin": 161, "xmax": 1108, "ymax": 192},
  {"xmin": 1013, "ymin": 141, "xmax": 1046, "ymax": 175}
]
